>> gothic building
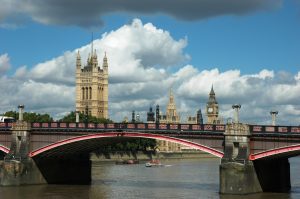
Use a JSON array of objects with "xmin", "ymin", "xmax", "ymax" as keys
[
  {"xmin": 206, "ymin": 85, "xmax": 222, "ymax": 124},
  {"xmin": 187, "ymin": 109, "xmax": 203, "ymax": 124},
  {"xmin": 75, "ymin": 50, "xmax": 108, "ymax": 119},
  {"xmin": 159, "ymin": 89, "xmax": 180, "ymax": 123},
  {"xmin": 147, "ymin": 107, "xmax": 155, "ymax": 123},
  {"xmin": 155, "ymin": 89, "xmax": 182, "ymax": 152}
]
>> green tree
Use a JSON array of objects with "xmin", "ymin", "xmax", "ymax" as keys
[
  {"xmin": 59, "ymin": 111, "xmax": 113, "ymax": 123},
  {"xmin": 2, "ymin": 111, "xmax": 53, "ymax": 122}
]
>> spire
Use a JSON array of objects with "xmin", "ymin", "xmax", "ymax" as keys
[
  {"xmin": 209, "ymin": 84, "xmax": 215, "ymax": 96},
  {"xmin": 91, "ymin": 32, "xmax": 94, "ymax": 58},
  {"xmin": 208, "ymin": 84, "xmax": 217, "ymax": 104},
  {"xmin": 169, "ymin": 88, "xmax": 174, "ymax": 104}
]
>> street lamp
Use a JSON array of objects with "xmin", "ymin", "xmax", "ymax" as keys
[
  {"xmin": 75, "ymin": 110, "xmax": 79, "ymax": 123},
  {"xmin": 270, "ymin": 111, "xmax": 278, "ymax": 126},
  {"xmin": 18, "ymin": 104, "xmax": 25, "ymax": 121},
  {"xmin": 232, "ymin": 104, "xmax": 241, "ymax": 123}
]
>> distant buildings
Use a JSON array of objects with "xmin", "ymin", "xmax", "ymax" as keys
[
  {"xmin": 145, "ymin": 86, "xmax": 222, "ymax": 125},
  {"xmin": 187, "ymin": 109, "xmax": 203, "ymax": 124},
  {"xmin": 130, "ymin": 86, "xmax": 223, "ymax": 152}
]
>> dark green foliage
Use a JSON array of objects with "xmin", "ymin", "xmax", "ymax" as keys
[
  {"xmin": 58, "ymin": 111, "xmax": 113, "ymax": 123},
  {"xmin": 3, "ymin": 111, "xmax": 53, "ymax": 122},
  {"xmin": 94, "ymin": 138, "xmax": 157, "ymax": 158}
]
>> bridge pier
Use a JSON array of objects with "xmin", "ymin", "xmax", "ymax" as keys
[
  {"xmin": 0, "ymin": 120, "xmax": 46, "ymax": 185},
  {"xmin": 219, "ymin": 123, "xmax": 262, "ymax": 194},
  {"xmin": 1, "ymin": 118, "xmax": 92, "ymax": 185}
]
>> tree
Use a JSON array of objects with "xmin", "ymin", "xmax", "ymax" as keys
[
  {"xmin": 58, "ymin": 111, "xmax": 113, "ymax": 123},
  {"xmin": 2, "ymin": 111, "xmax": 53, "ymax": 123},
  {"xmin": 94, "ymin": 138, "xmax": 157, "ymax": 158}
]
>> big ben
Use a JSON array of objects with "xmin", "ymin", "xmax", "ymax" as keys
[{"xmin": 206, "ymin": 85, "xmax": 220, "ymax": 124}]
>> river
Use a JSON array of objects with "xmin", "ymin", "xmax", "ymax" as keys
[{"xmin": 0, "ymin": 157, "xmax": 300, "ymax": 199}]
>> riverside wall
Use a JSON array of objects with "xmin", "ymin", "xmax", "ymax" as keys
[{"xmin": 91, "ymin": 151, "xmax": 216, "ymax": 161}]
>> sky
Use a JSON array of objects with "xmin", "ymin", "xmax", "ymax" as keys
[{"xmin": 0, "ymin": 0, "xmax": 300, "ymax": 125}]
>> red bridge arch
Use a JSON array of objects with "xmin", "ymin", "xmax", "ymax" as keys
[
  {"xmin": 29, "ymin": 132, "xmax": 224, "ymax": 158},
  {"xmin": 250, "ymin": 143, "xmax": 300, "ymax": 160},
  {"xmin": 0, "ymin": 145, "xmax": 9, "ymax": 154}
]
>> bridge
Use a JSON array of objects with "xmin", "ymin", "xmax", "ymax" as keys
[{"xmin": 0, "ymin": 106, "xmax": 300, "ymax": 194}]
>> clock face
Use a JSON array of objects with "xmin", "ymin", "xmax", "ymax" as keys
[{"xmin": 208, "ymin": 107, "xmax": 213, "ymax": 113}]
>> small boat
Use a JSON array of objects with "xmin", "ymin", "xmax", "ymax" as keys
[
  {"xmin": 145, "ymin": 159, "xmax": 162, "ymax": 167},
  {"xmin": 116, "ymin": 159, "xmax": 139, "ymax": 165},
  {"xmin": 125, "ymin": 159, "xmax": 139, "ymax": 164}
]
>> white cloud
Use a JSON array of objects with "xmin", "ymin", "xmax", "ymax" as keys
[
  {"xmin": 14, "ymin": 65, "xmax": 27, "ymax": 78},
  {"xmin": 246, "ymin": 69, "xmax": 274, "ymax": 79},
  {"xmin": 0, "ymin": 53, "xmax": 11, "ymax": 75},
  {"xmin": 295, "ymin": 72, "xmax": 300, "ymax": 81},
  {"xmin": 0, "ymin": 19, "xmax": 299, "ymax": 125}
]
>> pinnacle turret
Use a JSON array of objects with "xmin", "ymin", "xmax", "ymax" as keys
[
  {"xmin": 102, "ymin": 52, "xmax": 108, "ymax": 69},
  {"xmin": 76, "ymin": 51, "xmax": 81, "ymax": 69}
]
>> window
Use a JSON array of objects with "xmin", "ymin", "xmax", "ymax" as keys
[
  {"xmin": 86, "ymin": 87, "xmax": 88, "ymax": 100},
  {"xmin": 89, "ymin": 87, "xmax": 92, "ymax": 99},
  {"xmin": 82, "ymin": 87, "xmax": 85, "ymax": 99}
]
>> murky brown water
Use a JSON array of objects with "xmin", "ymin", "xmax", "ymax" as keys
[{"xmin": 0, "ymin": 157, "xmax": 299, "ymax": 199}]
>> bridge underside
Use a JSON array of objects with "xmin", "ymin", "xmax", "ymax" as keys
[
  {"xmin": 29, "ymin": 133, "xmax": 223, "ymax": 184},
  {"xmin": 249, "ymin": 145, "xmax": 300, "ymax": 192},
  {"xmin": 32, "ymin": 137, "xmax": 140, "ymax": 184},
  {"xmin": 254, "ymin": 158, "xmax": 291, "ymax": 192},
  {"xmin": 32, "ymin": 137, "xmax": 138, "ymax": 158}
]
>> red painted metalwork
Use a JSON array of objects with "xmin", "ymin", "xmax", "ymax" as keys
[
  {"xmin": 249, "ymin": 144, "xmax": 300, "ymax": 160},
  {"xmin": 29, "ymin": 132, "xmax": 224, "ymax": 158},
  {"xmin": 0, "ymin": 145, "xmax": 9, "ymax": 154}
]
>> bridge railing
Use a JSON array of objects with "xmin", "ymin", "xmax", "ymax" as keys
[
  {"xmin": 249, "ymin": 125, "xmax": 300, "ymax": 134},
  {"xmin": 0, "ymin": 122, "xmax": 13, "ymax": 129},
  {"xmin": 29, "ymin": 122, "xmax": 226, "ymax": 133},
  {"xmin": 2, "ymin": 122, "xmax": 300, "ymax": 134}
]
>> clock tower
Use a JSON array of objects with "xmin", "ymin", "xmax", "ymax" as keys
[{"xmin": 206, "ymin": 85, "xmax": 220, "ymax": 124}]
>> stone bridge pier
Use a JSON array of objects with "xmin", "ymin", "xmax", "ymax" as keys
[
  {"xmin": 220, "ymin": 121, "xmax": 291, "ymax": 194},
  {"xmin": 0, "ymin": 105, "xmax": 45, "ymax": 185},
  {"xmin": 1, "ymin": 120, "xmax": 91, "ymax": 186},
  {"xmin": 0, "ymin": 121, "xmax": 91, "ymax": 186},
  {"xmin": 219, "ymin": 122, "xmax": 262, "ymax": 194}
]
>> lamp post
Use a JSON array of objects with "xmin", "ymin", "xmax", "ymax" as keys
[
  {"xmin": 270, "ymin": 111, "xmax": 278, "ymax": 126},
  {"xmin": 232, "ymin": 104, "xmax": 241, "ymax": 123},
  {"xmin": 75, "ymin": 111, "xmax": 79, "ymax": 123},
  {"xmin": 18, "ymin": 104, "xmax": 25, "ymax": 121}
]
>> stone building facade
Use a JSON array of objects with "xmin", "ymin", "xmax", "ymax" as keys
[
  {"xmin": 75, "ymin": 50, "xmax": 108, "ymax": 119},
  {"xmin": 156, "ymin": 89, "xmax": 182, "ymax": 152}
]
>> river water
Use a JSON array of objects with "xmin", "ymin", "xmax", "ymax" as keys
[{"xmin": 0, "ymin": 157, "xmax": 300, "ymax": 199}]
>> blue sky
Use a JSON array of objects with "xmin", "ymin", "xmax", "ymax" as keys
[
  {"xmin": 1, "ymin": 1, "xmax": 299, "ymax": 74},
  {"xmin": 0, "ymin": 0, "xmax": 300, "ymax": 124}
]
